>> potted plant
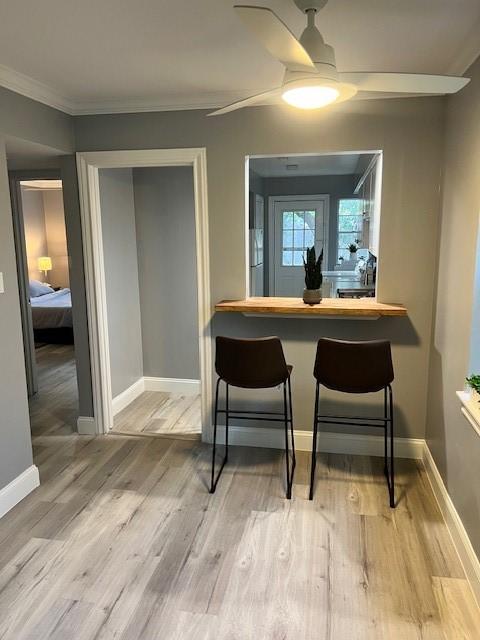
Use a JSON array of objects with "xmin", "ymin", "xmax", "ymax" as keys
[
  {"xmin": 466, "ymin": 374, "xmax": 480, "ymax": 402},
  {"xmin": 348, "ymin": 243, "xmax": 358, "ymax": 259},
  {"xmin": 303, "ymin": 246, "xmax": 323, "ymax": 305}
]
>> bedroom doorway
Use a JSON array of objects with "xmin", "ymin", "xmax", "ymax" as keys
[{"xmin": 9, "ymin": 173, "xmax": 79, "ymax": 437}]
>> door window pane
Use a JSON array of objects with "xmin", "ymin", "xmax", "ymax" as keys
[
  {"xmin": 283, "ymin": 211, "xmax": 294, "ymax": 228},
  {"xmin": 293, "ymin": 250, "xmax": 304, "ymax": 266},
  {"xmin": 304, "ymin": 211, "xmax": 315, "ymax": 229},
  {"xmin": 283, "ymin": 230, "xmax": 293, "ymax": 247},
  {"xmin": 293, "ymin": 230, "xmax": 304, "ymax": 248},
  {"xmin": 282, "ymin": 251, "xmax": 293, "ymax": 266},
  {"xmin": 293, "ymin": 212, "xmax": 305, "ymax": 229}
]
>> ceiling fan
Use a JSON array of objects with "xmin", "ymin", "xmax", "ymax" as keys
[{"xmin": 209, "ymin": 0, "xmax": 470, "ymax": 116}]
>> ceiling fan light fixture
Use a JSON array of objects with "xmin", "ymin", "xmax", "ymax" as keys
[{"xmin": 282, "ymin": 84, "xmax": 339, "ymax": 109}]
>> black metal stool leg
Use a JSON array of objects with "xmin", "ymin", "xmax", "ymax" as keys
[
  {"xmin": 283, "ymin": 382, "xmax": 293, "ymax": 499},
  {"xmin": 388, "ymin": 384, "xmax": 395, "ymax": 508},
  {"xmin": 210, "ymin": 379, "xmax": 228, "ymax": 494},
  {"xmin": 309, "ymin": 383, "xmax": 320, "ymax": 500},
  {"xmin": 383, "ymin": 386, "xmax": 388, "ymax": 477},
  {"xmin": 287, "ymin": 375, "xmax": 296, "ymax": 469}
]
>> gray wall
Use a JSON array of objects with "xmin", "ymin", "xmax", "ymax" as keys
[
  {"xmin": 0, "ymin": 139, "xmax": 34, "ymax": 488},
  {"xmin": 99, "ymin": 169, "xmax": 143, "ymax": 397},
  {"xmin": 21, "ymin": 188, "xmax": 49, "ymax": 281},
  {"xmin": 133, "ymin": 166, "xmax": 199, "ymax": 379},
  {"xmin": 426, "ymin": 56, "xmax": 480, "ymax": 554},
  {"xmin": 75, "ymin": 97, "xmax": 445, "ymax": 439}
]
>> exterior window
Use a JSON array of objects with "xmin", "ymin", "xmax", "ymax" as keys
[
  {"xmin": 281, "ymin": 210, "xmax": 316, "ymax": 266},
  {"xmin": 337, "ymin": 199, "xmax": 363, "ymax": 261}
]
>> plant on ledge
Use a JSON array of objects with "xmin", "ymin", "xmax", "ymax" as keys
[
  {"xmin": 348, "ymin": 243, "xmax": 358, "ymax": 254},
  {"xmin": 466, "ymin": 374, "xmax": 480, "ymax": 399},
  {"xmin": 303, "ymin": 246, "xmax": 323, "ymax": 305}
]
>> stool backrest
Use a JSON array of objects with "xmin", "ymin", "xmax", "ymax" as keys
[
  {"xmin": 314, "ymin": 338, "xmax": 393, "ymax": 393},
  {"xmin": 216, "ymin": 336, "xmax": 289, "ymax": 388}
]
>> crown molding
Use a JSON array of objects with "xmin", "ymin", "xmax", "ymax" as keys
[
  {"xmin": 69, "ymin": 89, "xmax": 268, "ymax": 115},
  {"xmin": 0, "ymin": 63, "xmax": 75, "ymax": 114}
]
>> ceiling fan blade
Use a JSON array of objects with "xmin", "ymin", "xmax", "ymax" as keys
[
  {"xmin": 207, "ymin": 88, "xmax": 281, "ymax": 117},
  {"xmin": 339, "ymin": 72, "xmax": 470, "ymax": 94},
  {"xmin": 234, "ymin": 5, "xmax": 315, "ymax": 71}
]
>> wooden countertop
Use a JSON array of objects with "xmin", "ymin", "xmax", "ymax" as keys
[{"xmin": 215, "ymin": 297, "xmax": 407, "ymax": 318}]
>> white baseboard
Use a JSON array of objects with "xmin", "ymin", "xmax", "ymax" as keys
[
  {"xmin": 208, "ymin": 425, "xmax": 424, "ymax": 459},
  {"xmin": 0, "ymin": 465, "xmax": 40, "ymax": 519},
  {"xmin": 423, "ymin": 443, "xmax": 480, "ymax": 606},
  {"xmin": 112, "ymin": 378, "xmax": 145, "ymax": 416},
  {"xmin": 143, "ymin": 376, "xmax": 200, "ymax": 395},
  {"xmin": 77, "ymin": 416, "xmax": 97, "ymax": 435}
]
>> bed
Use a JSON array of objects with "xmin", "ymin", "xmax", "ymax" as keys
[{"xmin": 30, "ymin": 284, "xmax": 74, "ymax": 344}]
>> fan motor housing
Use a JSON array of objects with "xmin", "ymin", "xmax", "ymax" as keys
[{"xmin": 294, "ymin": 0, "xmax": 329, "ymax": 13}]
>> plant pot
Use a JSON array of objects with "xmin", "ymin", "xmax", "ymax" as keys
[{"xmin": 303, "ymin": 288, "xmax": 322, "ymax": 305}]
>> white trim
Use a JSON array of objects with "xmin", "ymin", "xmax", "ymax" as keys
[
  {"xmin": 457, "ymin": 390, "xmax": 480, "ymax": 437},
  {"xmin": 77, "ymin": 416, "xmax": 97, "ymax": 435},
  {"xmin": 210, "ymin": 426, "xmax": 424, "ymax": 459},
  {"xmin": 268, "ymin": 194, "xmax": 330, "ymax": 296},
  {"xmin": 0, "ymin": 63, "xmax": 75, "ymax": 114},
  {"xmin": 144, "ymin": 377, "xmax": 200, "ymax": 395},
  {"xmin": 76, "ymin": 148, "xmax": 212, "ymax": 438},
  {"xmin": 112, "ymin": 378, "xmax": 145, "ymax": 416},
  {"xmin": 422, "ymin": 443, "xmax": 480, "ymax": 606},
  {"xmin": 0, "ymin": 465, "xmax": 40, "ymax": 519}
]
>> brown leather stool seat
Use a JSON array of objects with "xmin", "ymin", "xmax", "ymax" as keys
[
  {"xmin": 309, "ymin": 338, "xmax": 395, "ymax": 507},
  {"xmin": 210, "ymin": 336, "xmax": 296, "ymax": 498}
]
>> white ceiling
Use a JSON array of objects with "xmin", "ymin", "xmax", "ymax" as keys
[
  {"xmin": 251, "ymin": 153, "xmax": 372, "ymax": 177},
  {"xmin": 0, "ymin": 0, "xmax": 479, "ymax": 115}
]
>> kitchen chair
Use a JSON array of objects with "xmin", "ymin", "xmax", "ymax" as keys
[
  {"xmin": 309, "ymin": 338, "xmax": 395, "ymax": 507},
  {"xmin": 210, "ymin": 336, "xmax": 296, "ymax": 498}
]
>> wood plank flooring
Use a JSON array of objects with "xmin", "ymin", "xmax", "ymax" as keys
[
  {"xmin": 1, "ymin": 344, "xmax": 477, "ymax": 638},
  {"xmin": 112, "ymin": 390, "xmax": 201, "ymax": 438}
]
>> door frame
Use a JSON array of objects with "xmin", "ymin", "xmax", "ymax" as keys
[
  {"xmin": 268, "ymin": 194, "xmax": 330, "ymax": 296},
  {"xmin": 76, "ymin": 148, "xmax": 212, "ymax": 437}
]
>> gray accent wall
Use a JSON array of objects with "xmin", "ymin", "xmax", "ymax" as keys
[
  {"xmin": 99, "ymin": 169, "xmax": 144, "ymax": 398},
  {"xmin": 0, "ymin": 139, "xmax": 34, "ymax": 488},
  {"xmin": 133, "ymin": 166, "xmax": 199, "ymax": 380},
  {"xmin": 426, "ymin": 56, "xmax": 480, "ymax": 555},
  {"xmin": 75, "ymin": 97, "xmax": 445, "ymax": 440}
]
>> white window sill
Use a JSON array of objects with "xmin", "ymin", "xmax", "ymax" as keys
[{"xmin": 456, "ymin": 391, "xmax": 480, "ymax": 437}]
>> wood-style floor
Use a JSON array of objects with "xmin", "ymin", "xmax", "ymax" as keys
[
  {"xmin": 0, "ymin": 345, "xmax": 477, "ymax": 638},
  {"xmin": 112, "ymin": 390, "xmax": 201, "ymax": 438}
]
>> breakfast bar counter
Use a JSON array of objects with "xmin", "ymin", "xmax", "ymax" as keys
[{"xmin": 215, "ymin": 297, "xmax": 407, "ymax": 319}]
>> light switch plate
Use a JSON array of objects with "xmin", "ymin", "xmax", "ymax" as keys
[{"xmin": 0, "ymin": 272, "xmax": 4, "ymax": 293}]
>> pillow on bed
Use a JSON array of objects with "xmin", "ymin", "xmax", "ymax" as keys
[{"xmin": 29, "ymin": 280, "xmax": 54, "ymax": 298}]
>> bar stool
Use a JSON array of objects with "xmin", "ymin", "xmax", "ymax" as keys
[
  {"xmin": 309, "ymin": 338, "xmax": 395, "ymax": 507},
  {"xmin": 210, "ymin": 336, "xmax": 296, "ymax": 499}
]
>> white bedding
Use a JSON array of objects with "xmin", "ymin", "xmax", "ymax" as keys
[{"xmin": 31, "ymin": 288, "xmax": 73, "ymax": 329}]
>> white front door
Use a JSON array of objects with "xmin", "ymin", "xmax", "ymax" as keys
[{"xmin": 271, "ymin": 196, "xmax": 329, "ymax": 296}]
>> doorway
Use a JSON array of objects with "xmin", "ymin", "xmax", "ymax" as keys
[
  {"xmin": 270, "ymin": 195, "xmax": 329, "ymax": 296},
  {"xmin": 76, "ymin": 149, "xmax": 212, "ymax": 438},
  {"xmin": 9, "ymin": 174, "xmax": 79, "ymax": 437}
]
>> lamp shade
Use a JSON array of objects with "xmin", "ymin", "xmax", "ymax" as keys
[{"xmin": 38, "ymin": 256, "xmax": 52, "ymax": 272}]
